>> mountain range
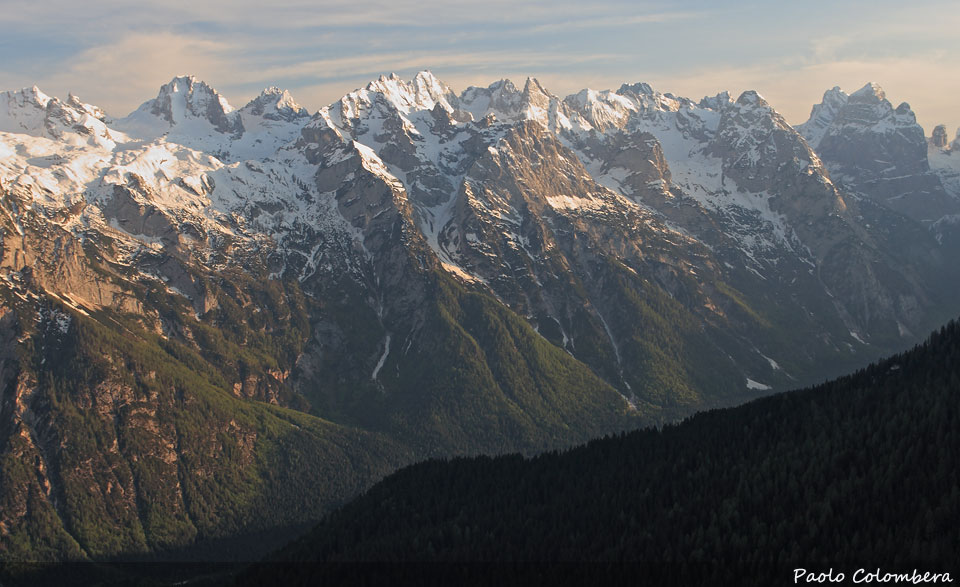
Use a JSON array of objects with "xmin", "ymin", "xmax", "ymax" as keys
[{"xmin": 1, "ymin": 72, "xmax": 958, "ymax": 560}]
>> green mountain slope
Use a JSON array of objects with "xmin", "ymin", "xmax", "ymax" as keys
[
  {"xmin": 0, "ymin": 257, "xmax": 641, "ymax": 561},
  {"xmin": 0, "ymin": 297, "xmax": 406, "ymax": 561},
  {"xmin": 301, "ymin": 271, "xmax": 635, "ymax": 457}
]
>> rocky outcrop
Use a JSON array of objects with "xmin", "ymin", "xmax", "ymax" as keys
[
  {"xmin": 799, "ymin": 83, "xmax": 960, "ymax": 224},
  {"xmin": 147, "ymin": 76, "xmax": 242, "ymax": 135},
  {"xmin": 931, "ymin": 124, "xmax": 950, "ymax": 148}
]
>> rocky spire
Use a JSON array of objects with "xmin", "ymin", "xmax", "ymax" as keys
[{"xmin": 931, "ymin": 124, "xmax": 949, "ymax": 148}]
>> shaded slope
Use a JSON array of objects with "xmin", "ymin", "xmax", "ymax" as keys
[
  {"xmin": 280, "ymin": 318, "xmax": 960, "ymax": 566},
  {"xmin": 296, "ymin": 268, "xmax": 635, "ymax": 457}
]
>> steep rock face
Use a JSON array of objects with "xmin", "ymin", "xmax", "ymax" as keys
[
  {"xmin": 797, "ymin": 86, "xmax": 848, "ymax": 148},
  {"xmin": 288, "ymin": 115, "xmax": 637, "ymax": 452},
  {"xmin": 559, "ymin": 82, "xmax": 950, "ymax": 354},
  {"xmin": 447, "ymin": 123, "xmax": 759, "ymax": 412},
  {"xmin": 708, "ymin": 90, "xmax": 942, "ymax": 337},
  {"xmin": 130, "ymin": 76, "xmax": 241, "ymax": 136},
  {"xmin": 927, "ymin": 124, "xmax": 960, "ymax": 203},
  {"xmin": 798, "ymin": 83, "xmax": 960, "ymax": 223}
]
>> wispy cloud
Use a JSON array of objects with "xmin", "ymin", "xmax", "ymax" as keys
[
  {"xmin": 236, "ymin": 50, "xmax": 621, "ymax": 84},
  {"xmin": 10, "ymin": 33, "xmax": 236, "ymax": 116},
  {"xmin": 1, "ymin": 0, "xmax": 958, "ymax": 131},
  {"xmin": 528, "ymin": 11, "xmax": 702, "ymax": 34}
]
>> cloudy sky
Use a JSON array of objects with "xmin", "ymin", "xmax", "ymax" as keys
[{"xmin": 2, "ymin": 0, "xmax": 958, "ymax": 133}]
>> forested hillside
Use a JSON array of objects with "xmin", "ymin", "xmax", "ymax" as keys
[{"xmin": 264, "ymin": 318, "xmax": 960, "ymax": 584}]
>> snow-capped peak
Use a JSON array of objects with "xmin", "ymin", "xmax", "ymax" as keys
[
  {"xmin": 66, "ymin": 93, "xmax": 107, "ymax": 121},
  {"xmin": 241, "ymin": 87, "xmax": 309, "ymax": 122},
  {"xmin": 119, "ymin": 75, "xmax": 241, "ymax": 139},
  {"xmin": 19, "ymin": 85, "xmax": 51, "ymax": 107},
  {"xmin": 849, "ymin": 82, "xmax": 886, "ymax": 103},
  {"xmin": 357, "ymin": 71, "xmax": 457, "ymax": 115},
  {"xmin": 459, "ymin": 79, "xmax": 521, "ymax": 121},
  {"xmin": 563, "ymin": 87, "xmax": 637, "ymax": 132},
  {"xmin": 459, "ymin": 77, "xmax": 569, "ymax": 128},
  {"xmin": 726, "ymin": 90, "xmax": 790, "ymax": 130},
  {"xmin": 698, "ymin": 91, "xmax": 733, "ymax": 111},
  {"xmin": 0, "ymin": 86, "xmax": 52, "ymax": 135},
  {"xmin": 0, "ymin": 86, "xmax": 54, "ymax": 119},
  {"xmin": 615, "ymin": 82, "xmax": 690, "ymax": 114},
  {"xmin": 410, "ymin": 70, "xmax": 457, "ymax": 112},
  {"xmin": 735, "ymin": 90, "xmax": 768, "ymax": 108},
  {"xmin": 0, "ymin": 86, "xmax": 118, "ymax": 148},
  {"xmin": 797, "ymin": 86, "xmax": 848, "ymax": 147}
]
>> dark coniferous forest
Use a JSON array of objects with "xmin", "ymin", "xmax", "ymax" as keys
[{"xmin": 249, "ymin": 318, "xmax": 960, "ymax": 585}]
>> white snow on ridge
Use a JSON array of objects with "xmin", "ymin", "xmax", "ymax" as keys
[{"xmin": 0, "ymin": 71, "xmax": 838, "ymax": 290}]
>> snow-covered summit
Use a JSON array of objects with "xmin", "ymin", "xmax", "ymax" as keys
[
  {"xmin": 799, "ymin": 82, "xmax": 958, "ymax": 223},
  {"xmin": 110, "ymin": 77, "xmax": 316, "ymax": 162},
  {"xmin": 117, "ymin": 75, "xmax": 243, "ymax": 140},
  {"xmin": 0, "ymin": 86, "xmax": 117, "ymax": 148},
  {"xmin": 349, "ymin": 70, "xmax": 459, "ymax": 115},
  {"xmin": 241, "ymin": 87, "xmax": 309, "ymax": 122},
  {"xmin": 798, "ymin": 82, "xmax": 919, "ymax": 149},
  {"xmin": 849, "ymin": 81, "xmax": 886, "ymax": 103},
  {"xmin": 458, "ymin": 77, "xmax": 574, "ymax": 129},
  {"xmin": 734, "ymin": 90, "xmax": 768, "ymax": 108},
  {"xmin": 797, "ymin": 86, "xmax": 847, "ymax": 148}
]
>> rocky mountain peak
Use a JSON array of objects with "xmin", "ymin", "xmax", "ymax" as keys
[
  {"xmin": 364, "ymin": 72, "xmax": 404, "ymax": 95},
  {"xmin": 241, "ymin": 86, "xmax": 309, "ymax": 122},
  {"xmin": 563, "ymin": 88, "xmax": 637, "ymax": 132},
  {"xmin": 354, "ymin": 71, "xmax": 457, "ymax": 115},
  {"xmin": 65, "ymin": 93, "xmax": 107, "ymax": 121},
  {"xmin": 157, "ymin": 75, "xmax": 234, "ymax": 113},
  {"xmin": 931, "ymin": 124, "xmax": 949, "ymax": 148},
  {"xmin": 459, "ymin": 78, "xmax": 522, "ymax": 121},
  {"xmin": 849, "ymin": 81, "xmax": 886, "ymax": 103},
  {"xmin": 734, "ymin": 90, "xmax": 767, "ymax": 108},
  {"xmin": 894, "ymin": 101, "xmax": 917, "ymax": 122},
  {"xmin": 0, "ymin": 86, "xmax": 53, "ymax": 135},
  {"xmin": 21, "ymin": 85, "xmax": 51, "ymax": 107},
  {"xmin": 459, "ymin": 77, "xmax": 569, "ymax": 128},
  {"xmin": 804, "ymin": 83, "xmax": 958, "ymax": 223},
  {"xmin": 0, "ymin": 86, "xmax": 116, "ymax": 147},
  {"xmin": 411, "ymin": 70, "xmax": 457, "ymax": 110},
  {"xmin": 522, "ymin": 77, "xmax": 548, "ymax": 97},
  {"xmin": 616, "ymin": 82, "xmax": 655, "ymax": 97},
  {"xmin": 724, "ymin": 90, "xmax": 789, "ymax": 133},
  {"xmin": 797, "ymin": 86, "xmax": 848, "ymax": 148},
  {"xmin": 123, "ymin": 75, "xmax": 241, "ymax": 136},
  {"xmin": 804, "ymin": 82, "xmax": 915, "ymax": 133},
  {"xmin": 698, "ymin": 91, "xmax": 732, "ymax": 111}
]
